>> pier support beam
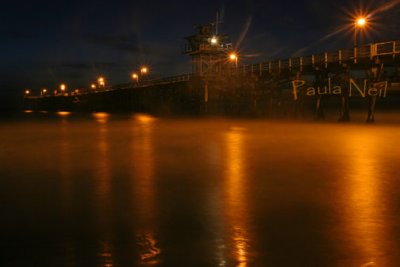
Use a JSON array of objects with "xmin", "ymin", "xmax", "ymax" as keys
[{"xmin": 366, "ymin": 95, "xmax": 376, "ymax": 123}]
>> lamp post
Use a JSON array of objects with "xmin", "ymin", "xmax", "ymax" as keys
[
  {"xmin": 98, "ymin": 77, "xmax": 105, "ymax": 88},
  {"xmin": 229, "ymin": 52, "xmax": 238, "ymax": 74},
  {"xmin": 140, "ymin": 67, "xmax": 149, "ymax": 83},
  {"xmin": 354, "ymin": 17, "xmax": 366, "ymax": 48},
  {"xmin": 210, "ymin": 36, "xmax": 218, "ymax": 45},
  {"xmin": 140, "ymin": 67, "xmax": 148, "ymax": 75},
  {"xmin": 60, "ymin": 84, "xmax": 67, "ymax": 95},
  {"xmin": 354, "ymin": 17, "xmax": 367, "ymax": 63},
  {"xmin": 132, "ymin": 73, "xmax": 139, "ymax": 83}
]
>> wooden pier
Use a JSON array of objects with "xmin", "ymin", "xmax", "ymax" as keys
[{"xmin": 24, "ymin": 37, "xmax": 400, "ymax": 120}]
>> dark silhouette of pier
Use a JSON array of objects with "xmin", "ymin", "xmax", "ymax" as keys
[{"xmin": 24, "ymin": 37, "xmax": 400, "ymax": 120}]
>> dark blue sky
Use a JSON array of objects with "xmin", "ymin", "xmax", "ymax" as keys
[{"xmin": 1, "ymin": 0, "xmax": 399, "ymax": 107}]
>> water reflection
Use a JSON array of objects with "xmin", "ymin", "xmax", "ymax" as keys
[
  {"xmin": 98, "ymin": 241, "xmax": 114, "ymax": 267},
  {"xmin": 59, "ymin": 118, "xmax": 72, "ymax": 206},
  {"xmin": 4, "ymin": 116, "xmax": 400, "ymax": 266},
  {"xmin": 59, "ymin": 120, "xmax": 76, "ymax": 265},
  {"xmin": 93, "ymin": 115, "xmax": 114, "ymax": 266},
  {"xmin": 136, "ymin": 233, "xmax": 160, "ymax": 265},
  {"xmin": 56, "ymin": 111, "xmax": 71, "ymax": 117},
  {"xmin": 131, "ymin": 114, "xmax": 161, "ymax": 265},
  {"xmin": 223, "ymin": 127, "xmax": 251, "ymax": 267},
  {"xmin": 95, "ymin": 116, "xmax": 111, "ymax": 201},
  {"xmin": 342, "ymin": 130, "xmax": 386, "ymax": 266},
  {"xmin": 93, "ymin": 112, "xmax": 110, "ymax": 124}
]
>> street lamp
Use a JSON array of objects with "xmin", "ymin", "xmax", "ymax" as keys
[
  {"xmin": 229, "ymin": 52, "xmax": 238, "ymax": 65},
  {"xmin": 132, "ymin": 73, "xmax": 139, "ymax": 83},
  {"xmin": 210, "ymin": 36, "xmax": 218, "ymax": 45},
  {"xmin": 60, "ymin": 84, "xmax": 67, "ymax": 94},
  {"xmin": 353, "ymin": 16, "xmax": 367, "ymax": 63},
  {"xmin": 140, "ymin": 67, "xmax": 148, "ymax": 75},
  {"xmin": 98, "ymin": 77, "xmax": 105, "ymax": 87},
  {"xmin": 140, "ymin": 67, "xmax": 149, "ymax": 83},
  {"xmin": 41, "ymin": 88, "xmax": 47, "ymax": 96},
  {"xmin": 25, "ymin": 89, "xmax": 31, "ymax": 96},
  {"xmin": 354, "ymin": 16, "xmax": 367, "ymax": 48},
  {"xmin": 91, "ymin": 83, "xmax": 96, "ymax": 90},
  {"xmin": 229, "ymin": 52, "xmax": 238, "ymax": 73}
]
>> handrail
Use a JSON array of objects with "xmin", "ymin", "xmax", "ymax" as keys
[{"xmin": 229, "ymin": 40, "xmax": 400, "ymax": 76}]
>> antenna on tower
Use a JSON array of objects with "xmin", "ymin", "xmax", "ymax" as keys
[
  {"xmin": 216, "ymin": 12, "xmax": 219, "ymax": 35},
  {"xmin": 215, "ymin": 12, "xmax": 223, "ymax": 35}
]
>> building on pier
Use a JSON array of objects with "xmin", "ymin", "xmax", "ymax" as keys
[{"xmin": 183, "ymin": 22, "xmax": 233, "ymax": 76}]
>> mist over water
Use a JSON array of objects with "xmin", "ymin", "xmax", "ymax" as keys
[{"xmin": 1, "ymin": 112, "xmax": 400, "ymax": 266}]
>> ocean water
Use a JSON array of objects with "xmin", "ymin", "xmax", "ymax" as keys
[{"xmin": 1, "ymin": 111, "xmax": 400, "ymax": 266}]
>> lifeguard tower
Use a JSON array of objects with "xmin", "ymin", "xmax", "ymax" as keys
[{"xmin": 183, "ymin": 21, "xmax": 233, "ymax": 76}]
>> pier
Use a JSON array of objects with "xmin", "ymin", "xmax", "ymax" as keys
[{"xmin": 23, "ymin": 23, "xmax": 400, "ymax": 120}]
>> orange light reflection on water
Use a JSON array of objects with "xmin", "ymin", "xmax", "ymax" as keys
[
  {"xmin": 98, "ymin": 241, "xmax": 114, "ymax": 267},
  {"xmin": 133, "ymin": 113, "xmax": 157, "ymax": 124},
  {"xmin": 57, "ymin": 111, "xmax": 71, "ymax": 117},
  {"xmin": 94, "ymin": 120, "xmax": 114, "ymax": 265},
  {"xmin": 93, "ymin": 112, "xmax": 110, "ymax": 124},
  {"xmin": 342, "ymin": 130, "xmax": 386, "ymax": 266},
  {"xmin": 96, "ymin": 123, "xmax": 111, "ymax": 202},
  {"xmin": 131, "ymin": 115, "xmax": 161, "ymax": 265},
  {"xmin": 224, "ymin": 127, "xmax": 250, "ymax": 267}
]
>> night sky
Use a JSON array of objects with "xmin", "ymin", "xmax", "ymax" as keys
[{"xmin": 1, "ymin": 0, "xmax": 399, "ymax": 108}]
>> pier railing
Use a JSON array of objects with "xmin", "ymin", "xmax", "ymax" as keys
[
  {"xmin": 110, "ymin": 74, "xmax": 192, "ymax": 91},
  {"xmin": 232, "ymin": 40, "xmax": 400, "ymax": 76}
]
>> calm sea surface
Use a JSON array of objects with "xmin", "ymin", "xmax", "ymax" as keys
[{"xmin": 1, "ymin": 111, "xmax": 400, "ymax": 266}]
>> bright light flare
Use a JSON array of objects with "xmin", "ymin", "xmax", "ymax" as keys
[
  {"xmin": 98, "ymin": 77, "xmax": 105, "ymax": 86},
  {"xmin": 229, "ymin": 53, "xmax": 238, "ymax": 61},
  {"xmin": 210, "ymin": 36, "xmax": 218, "ymax": 45},
  {"xmin": 60, "ymin": 84, "xmax": 66, "ymax": 91},
  {"xmin": 140, "ymin": 67, "xmax": 148, "ymax": 74},
  {"xmin": 356, "ymin": 17, "xmax": 367, "ymax": 27},
  {"xmin": 25, "ymin": 89, "xmax": 30, "ymax": 95},
  {"xmin": 132, "ymin": 73, "xmax": 139, "ymax": 80}
]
